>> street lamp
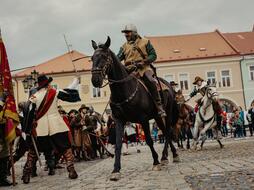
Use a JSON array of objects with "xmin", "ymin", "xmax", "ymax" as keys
[
  {"xmin": 22, "ymin": 78, "xmax": 29, "ymax": 93},
  {"xmin": 27, "ymin": 75, "xmax": 34, "ymax": 89},
  {"xmin": 31, "ymin": 70, "xmax": 39, "ymax": 82},
  {"xmin": 22, "ymin": 70, "xmax": 39, "ymax": 93}
]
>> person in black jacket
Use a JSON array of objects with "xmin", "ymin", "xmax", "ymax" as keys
[{"xmin": 248, "ymin": 102, "xmax": 254, "ymax": 136}]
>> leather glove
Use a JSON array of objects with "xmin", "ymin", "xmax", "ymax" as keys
[
  {"xmin": 126, "ymin": 64, "xmax": 137, "ymax": 73},
  {"xmin": 135, "ymin": 62, "xmax": 144, "ymax": 69}
]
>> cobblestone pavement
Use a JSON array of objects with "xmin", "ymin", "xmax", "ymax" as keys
[{"xmin": 5, "ymin": 136, "xmax": 254, "ymax": 190}]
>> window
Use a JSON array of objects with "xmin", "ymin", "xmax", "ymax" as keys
[
  {"xmin": 92, "ymin": 87, "xmax": 101, "ymax": 98},
  {"xmin": 164, "ymin": 74, "xmax": 174, "ymax": 83},
  {"xmin": 179, "ymin": 73, "xmax": 189, "ymax": 90},
  {"xmin": 250, "ymin": 65, "xmax": 254, "ymax": 81},
  {"xmin": 221, "ymin": 70, "xmax": 231, "ymax": 87},
  {"xmin": 207, "ymin": 71, "xmax": 216, "ymax": 85}
]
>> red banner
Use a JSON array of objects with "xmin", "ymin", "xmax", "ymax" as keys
[{"xmin": 0, "ymin": 35, "xmax": 19, "ymax": 143}]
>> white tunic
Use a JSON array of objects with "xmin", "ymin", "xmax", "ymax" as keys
[
  {"xmin": 29, "ymin": 77, "xmax": 80, "ymax": 137},
  {"xmin": 29, "ymin": 88, "xmax": 69, "ymax": 137}
]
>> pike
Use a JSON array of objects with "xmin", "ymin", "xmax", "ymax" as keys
[{"xmin": 88, "ymin": 132, "xmax": 114, "ymax": 158}]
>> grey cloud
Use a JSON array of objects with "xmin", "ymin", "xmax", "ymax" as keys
[{"xmin": 0, "ymin": 0, "xmax": 253, "ymax": 70}]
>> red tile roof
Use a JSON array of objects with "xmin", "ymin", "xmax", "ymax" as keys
[
  {"xmin": 14, "ymin": 50, "xmax": 91, "ymax": 77},
  {"xmin": 223, "ymin": 31, "xmax": 254, "ymax": 55},
  {"xmin": 15, "ymin": 30, "xmax": 252, "ymax": 77},
  {"xmin": 146, "ymin": 30, "xmax": 238, "ymax": 63}
]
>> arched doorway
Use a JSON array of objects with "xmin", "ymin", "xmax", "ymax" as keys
[{"xmin": 220, "ymin": 98, "xmax": 238, "ymax": 113}]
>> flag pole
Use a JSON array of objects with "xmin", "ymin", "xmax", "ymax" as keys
[
  {"xmin": 63, "ymin": 34, "xmax": 78, "ymax": 74},
  {"xmin": 10, "ymin": 143, "xmax": 16, "ymax": 186}
]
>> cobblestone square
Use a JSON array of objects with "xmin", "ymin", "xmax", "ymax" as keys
[{"xmin": 6, "ymin": 137, "xmax": 254, "ymax": 190}]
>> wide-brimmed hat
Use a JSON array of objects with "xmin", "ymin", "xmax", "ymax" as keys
[
  {"xmin": 37, "ymin": 74, "xmax": 53, "ymax": 90},
  {"xmin": 193, "ymin": 76, "xmax": 204, "ymax": 85},
  {"xmin": 79, "ymin": 104, "xmax": 89, "ymax": 112},
  {"xmin": 170, "ymin": 81, "xmax": 178, "ymax": 86}
]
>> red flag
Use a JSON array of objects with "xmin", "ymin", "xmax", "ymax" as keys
[{"xmin": 0, "ymin": 34, "xmax": 20, "ymax": 143}]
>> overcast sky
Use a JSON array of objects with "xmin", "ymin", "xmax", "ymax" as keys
[{"xmin": 1, "ymin": 0, "xmax": 253, "ymax": 70}]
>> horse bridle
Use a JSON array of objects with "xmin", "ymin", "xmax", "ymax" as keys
[
  {"xmin": 91, "ymin": 49, "xmax": 113, "ymax": 82},
  {"xmin": 91, "ymin": 48, "xmax": 140, "ymax": 106},
  {"xmin": 199, "ymin": 87, "xmax": 218, "ymax": 123},
  {"xmin": 206, "ymin": 87, "xmax": 218, "ymax": 100}
]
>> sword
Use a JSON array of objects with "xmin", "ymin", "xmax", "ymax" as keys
[{"xmin": 31, "ymin": 135, "xmax": 43, "ymax": 168}]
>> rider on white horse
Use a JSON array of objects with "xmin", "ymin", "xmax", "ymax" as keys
[
  {"xmin": 186, "ymin": 76, "xmax": 207, "ymax": 103},
  {"xmin": 186, "ymin": 76, "xmax": 223, "ymax": 149}
]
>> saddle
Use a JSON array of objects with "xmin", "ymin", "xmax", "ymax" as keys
[
  {"xmin": 156, "ymin": 80, "xmax": 169, "ymax": 91},
  {"xmin": 133, "ymin": 72, "xmax": 169, "ymax": 92}
]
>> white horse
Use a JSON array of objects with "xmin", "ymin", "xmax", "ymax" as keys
[{"xmin": 192, "ymin": 85, "xmax": 224, "ymax": 150}]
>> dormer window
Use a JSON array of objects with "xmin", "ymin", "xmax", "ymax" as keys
[
  {"xmin": 173, "ymin": 49, "xmax": 180, "ymax": 53},
  {"xmin": 199, "ymin": 48, "xmax": 206, "ymax": 51}
]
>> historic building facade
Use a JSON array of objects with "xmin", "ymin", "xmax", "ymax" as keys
[{"xmin": 12, "ymin": 29, "xmax": 254, "ymax": 113}]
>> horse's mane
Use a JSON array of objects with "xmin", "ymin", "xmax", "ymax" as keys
[{"xmin": 108, "ymin": 49, "xmax": 129, "ymax": 75}]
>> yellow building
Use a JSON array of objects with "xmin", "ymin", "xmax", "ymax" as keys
[
  {"xmin": 13, "ymin": 29, "xmax": 246, "ymax": 113},
  {"xmin": 148, "ymin": 30, "xmax": 244, "ymax": 112}
]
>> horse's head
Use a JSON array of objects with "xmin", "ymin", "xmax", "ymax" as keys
[
  {"xmin": 175, "ymin": 89, "xmax": 185, "ymax": 104},
  {"xmin": 205, "ymin": 85, "xmax": 219, "ymax": 102},
  {"xmin": 91, "ymin": 36, "xmax": 112, "ymax": 88}
]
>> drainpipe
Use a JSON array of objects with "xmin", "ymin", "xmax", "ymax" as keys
[
  {"xmin": 14, "ymin": 77, "xmax": 19, "ymax": 104},
  {"xmin": 239, "ymin": 56, "xmax": 247, "ymax": 110}
]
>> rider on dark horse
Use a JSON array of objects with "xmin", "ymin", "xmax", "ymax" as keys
[{"xmin": 117, "ymin": 24, "xmax": 166, "ymax": 117}]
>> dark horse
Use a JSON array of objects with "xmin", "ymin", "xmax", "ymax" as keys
[
  {"xmin": 174, "ymin": 90, "xmax": 194, "ymax": 149},
  {"xmin": 91, "ymin": 37, "xmax": 179, "ymax": 181}
]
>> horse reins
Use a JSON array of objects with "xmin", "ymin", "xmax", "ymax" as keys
[{"xmin": 198, "ymin": 87, "xmax": 218, "ymax": 124}]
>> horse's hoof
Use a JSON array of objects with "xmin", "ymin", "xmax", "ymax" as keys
[
  {"xmin": 110, "ymin": 172, "xmax": 121, "ymax": 181},
  {"xmin": 191, "ymin": 145, "xmax": 197, "ymax": 151},
  {"xmin": 161, "ymin": 159, "xmax": 169, "ymax": 165},
  {"xmin": 220, "ymin": 144, "xmax": 224, "ymax": 149},
  {"xmin": 173, "ymin": 156, "xmax": 180, "ymax": 163},
  {"xmin": 152, "ymin": 164, "xmax": 161, "ymax": 171}
]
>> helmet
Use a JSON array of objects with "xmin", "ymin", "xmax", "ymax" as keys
[{"xmin": 121, "ymin": 24, "xmax": 138, "ymax": 33}]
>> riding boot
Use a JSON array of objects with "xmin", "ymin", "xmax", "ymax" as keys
[
  {"xmin": 45, "ymin": 151, "xmax": 55, "ymax": 176},
  {"xmin": 22, "ymin": 149, "xmax": 37, "ymax": 184},
  {"xmin": 143, "ymin": 71, "xmax": 166, "ymax": 117},
  {"xmin": 46, "ymin": 159, "xmax": 55, "ymax": 176},
  {"xmin": 156, "ymin": 100, "xmax": 167, "ymax": 117},
  {"xmin": 63, "ymin": 148, "xmax": 78, "ymax": 179},
  {"xmin": 0, "ymin": 157, "xmax": 12, "ymax": 187},
  {"xmin": 153, "ymin": 88, "xmax": 166, "ymax": 117},
  {"xmin": 31, "ymin": 162, "xmax": 38, "ymax": 177}
]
